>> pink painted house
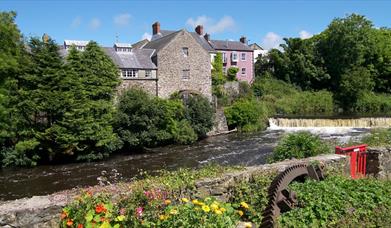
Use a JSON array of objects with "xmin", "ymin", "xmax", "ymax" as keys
[{"xmin": 208, "ymin": 36, "xmax": 254, "ymax": 83}]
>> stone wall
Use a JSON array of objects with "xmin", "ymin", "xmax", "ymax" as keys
[
  {"xmin": 118, "ymin": 78, "xmax": 158, "ymax": 96},
  {"xmin": 157, "ymin": 30, "xmax": 212, "ymax": 100},
  {"xmin": 207, "ymin": 109, "xmax": 229, "ymax": 136},
  {"xmin": 0, "ymin": 154, "xmax": 348, "ymax": 228},
  {"xmin": 366, "ymin": 147, "xmax": 391, "ymax": 180}
]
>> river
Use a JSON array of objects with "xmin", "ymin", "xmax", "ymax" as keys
[{"xmin": 0, "ymin": 128, "xmax": 370, "ymax": 201}]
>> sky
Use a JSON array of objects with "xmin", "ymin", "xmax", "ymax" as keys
[{"xmin": 1, "ymin": 0, "xmax": 391, "ymax": 50}]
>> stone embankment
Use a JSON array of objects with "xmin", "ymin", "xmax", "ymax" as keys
[{"xmin": 0, "ymin": 154, "xmax": 348, "ymax": 228}]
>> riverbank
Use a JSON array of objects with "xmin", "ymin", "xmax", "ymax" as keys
[{"xmin": 0, "ymin": 154, "xmax": 348, "ymax": 228}]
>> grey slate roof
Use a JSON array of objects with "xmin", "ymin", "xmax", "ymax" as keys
[
  {"xmin": 143, "ymin": 30, "xmax": 180, "ymax": 53},
  {"xmin": 148, "ymin": 29, "xmax": 215, "ymax": 53},
  {"xmin": 59, "ymin": 45, "xmax": 157, "ymax": 69},
  {"xmin": 210, "ymin": 40, "xmax": 253, "ymax": 51},
  {"xmin": 132, "ymin": 39, "xmax": 150, "ymax": 49}
]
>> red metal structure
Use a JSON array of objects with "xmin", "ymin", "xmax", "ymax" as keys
[{"xmin": 335, "ymin": 144, "xmax": 367, "ymax": 179}]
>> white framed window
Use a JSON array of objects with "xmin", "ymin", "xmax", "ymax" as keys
[
  {"xmin": 182, "ymin": 69, "xmax": 190, "ymax": 80},
  {"xmin": 231, "ymin": 52, "xmax": 238, "ymax": 62},
  {"xmin": 121, "ymin": 69, "xmax": 138, "ymax": 78},
  {"xmin": 222, "ymin": 52, "xmax": 227, "ymax": 63},
  {"xmin": 241, "ymin": 68, "xmax": 246, "ymax": 75},
  {"xmin": 182, "ymin": 47, "xmax": 189, "ymax": 57},
  {"xmin": 241, "ymin": 52, "xmax": 246, "ymax": 61},
  {"xmin": 145, "ymin": 70, "xmax": 152, "ymax": 78},
  {"xmin": 117, "ymin": 47, "xmax": 131, "ymax": 52}
]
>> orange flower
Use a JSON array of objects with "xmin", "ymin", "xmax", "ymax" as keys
[
  {"xmin": 77, "ymin": 224, "xmax": 84, "ymax": 228},
  {"xmin": 66, "ymin": 219, "xmax": 73, "ymax": 226},
  {"xmin": 60, "ymin": 211, "xmax": 68, "ymax": 220},
  {"xmin": 95, "ymin": 204, "xmax": 107, "ymax": 214}
]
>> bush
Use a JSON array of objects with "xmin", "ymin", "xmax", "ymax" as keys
[
  {"xmin": 270, "ymin": 131, "xmax": 331, "ymax": 162},
  {"xmin": 224, "ymin": 99, "xmax": 269, "ymax": 132},
  {"xmin": 184, "ymin": 95, "xmax": 214, "ymax": 138},
  {"xmin": 171, "ymin": 120, "xmax": 197, "ymax": 145},
  {"xmin": 360, "ymin": 128, "xmax": 391, "ymax": 147},
  {"xmin": 227, "ymin": 67, "xmax": 239, "ymax": 81},
  {"xmin": 354, "ymin": 92, "xmax": 391, "ymax": 115}
]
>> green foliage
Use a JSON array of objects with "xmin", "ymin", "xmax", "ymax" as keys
[
  {"xmin": 354, "ymin": 92, "xmax": 391, "ymax": 114},
  {"xmin": 211, "ymin": 53, "xmax": 225, "ymax": 86},
  {"xmin": 360, "ymin": 128, "xmax": 391, "ymax": 147},
  {"xmin": 224, "ymin": 99, "xmax": 269, "ymax": 132},
  {"xmin": 171, "ymin": 120, "xmax": 198, "ymax": 145},
  {"xmin": 279, "ymin": 175, "xmax": 391, "ymax": 227},
  {"xmin": 227, "ymin": 67, "xmax": 239, "ymax": 81},
  {"xmin": 184, "ymin": 95, "xmax": 214, "ymax": 138},
  {"xmin": 255, "ymin": 13, "xmax": 391, "ymax": 114},
  {"xmin": 270, "ymin": 131, "xmax": 332, "ymax": 162}
]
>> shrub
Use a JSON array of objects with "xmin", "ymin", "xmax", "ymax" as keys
[
  {"xmin": 360, "ymin": 128, "xmax": 391, "ymax": 147},
  {"xmin": 171, "ymin": 120, "xmax": 197, "ymax": 145},
  {"xmin": 224, "ymin": 99, "xmax": 269, "ymax": 132},
  {"xmin": 184, "ymin": 95, "xmax": 214, "ymax": 138},
  {"xmin": 270, "ymin": 131, "xmax": 331, "ymax": 162},
  {"xmin": 354, "ymin": 92, "xmax": 391, "ymax": 115},
  {"xmin": 227, "ymin": 67, "xmax": 239, "ymax": 81}
]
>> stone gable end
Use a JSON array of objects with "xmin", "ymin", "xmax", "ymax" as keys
[{"xmin": 157, "ymin": 30, "xmax": 212, "ymax": 100}]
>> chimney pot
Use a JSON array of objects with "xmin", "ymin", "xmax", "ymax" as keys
[
  {"xmin": 152, "ymin": 22, "xmax": 160, "ymax": 35},
  {"xmin": 195, "ymin": 25, "xmax": 204, "ymax": 35},
  {"xmin": 240, "ymin": 36, "xmax": 247, "ymax": 44}
]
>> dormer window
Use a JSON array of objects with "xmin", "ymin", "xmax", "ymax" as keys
[
  {"xmin": 114, "ymin": 43, "xmax": 132, "ymax": 52},
  {"xmin": 64, "ymin": 40, "xmax": 88, "ymax": 51}
]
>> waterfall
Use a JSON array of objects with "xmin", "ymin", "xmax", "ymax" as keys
[{"xmin": 268, "ymin": 117, "xmax": 391, "ymax": 129}]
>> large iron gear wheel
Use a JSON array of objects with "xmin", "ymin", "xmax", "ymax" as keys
[{"xmin": 260, "ymin": 164, "xmax": 325, "ymax": 228}]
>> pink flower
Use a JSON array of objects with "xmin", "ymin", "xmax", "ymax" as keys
[
  {"xmin": 119, "ymin": 208, "xmax": 126, "ymax": 215},
  {"xmin": 136, "ymin": 207, "xmax": 144, "ymax": 218}
]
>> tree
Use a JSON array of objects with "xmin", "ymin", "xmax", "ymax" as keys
[
  {"xmin": 184, "ymin": 95, "xmax": 214, "ymax": 138},
  {"xmin": 211, "ymin": 53, "xmax": 226, "ymax": 97},
  {"xmin": 227, "ymin": 67, "xmax": 239, "ymax": 81}
]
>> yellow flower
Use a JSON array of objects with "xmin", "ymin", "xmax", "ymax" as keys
[
  {"xmin": 116, "ymin": 215, "xmax": 126, "ymax": 222},
  {"xmin": 164, "ymin": 199, "xmax": 171, "ymax": 205},
  {"xmin": 214, "ymin": 209, "xmax": 223, "ymax": 215},
  {"xmin": 194, "ymin": 207, "xmax": 200, "ymax": 211},
  {"xmin": 181, "ymin": 198, "xmax": 189, "ymax": 203},
  {"xmin": 201, "ymin": 205, "xmax": 210, "ymax": 213},
  {"xmin": 244, "ymin": 222, "xmax": 252, "ymax": 228},
  {"xmin": 211, "ymin": 203, "xmax": 219, "ymax": 211},
  {"xmin": 169, "ymin": 209, "xmax": 178, "ymax": 215},
  {"xmin": 240, "ymin": 202, "xmax": 249, "ymax": 209},
  {"xmin": 237, "ymin": 210, "xmax": 244, "ymax": 216},
  {"xmin": 159, "ymin": 215, "xmax": 167, "ymax": 221},
  {"xmin": 220, "ymin": 208, "xmax": 226, "ymax": 213}
]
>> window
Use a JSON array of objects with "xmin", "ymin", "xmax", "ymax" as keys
[
  {"xmin": 231, "ymin": 52, "xmax": 238, "ymax": 62},
  {"xmin": 116, "ymin": 47, "xmax": 131, "ymax": 52},
  {"xmin": 241, "ymin": 68, "xmax": 246, "ymax": 75},
  {"xmin": 145, "ymin": 70, "xmax": 152, "ymax": 78},
  {"xmin": 182, "ymin": 47, "xmax": 189, "ymax": 57},
  {"xmin": 182, "ymin": 69, "xmax": 190, "ymax": 80},
  {"xmin": 121, "ymin": 69, "xmax": 138, "ymax": 78},
  {"xmin": 222, "ymin": 52, "xmax": 227, "ymax": 63},
  {"xmin": 241, "ymin": 52, "xmax": 246, "ymax": 61}
]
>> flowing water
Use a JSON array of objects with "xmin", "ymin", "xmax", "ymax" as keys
[{"xmin": 0, "ymin": 125, "xmax": 371, "ymax": 201}]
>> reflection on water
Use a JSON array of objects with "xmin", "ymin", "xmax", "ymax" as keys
[{"xmin": 0, "ymin": 129, "xmax": 369, "ymax": 201}]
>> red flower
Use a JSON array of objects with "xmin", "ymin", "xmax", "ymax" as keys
[
  {"xmin": 95, "ymin": 204, "xmax": 107, "ymax": 214},
  {"xmin": 77, "ymin": 224, "xmax": 84, "ymax": 228},
  {"xmin": 135, "ymin": 207, "xmax": 144, "ymax": 218},
  {"xmin": 66, "ymin": 219, "xmax": 73, "ymax": 226}
]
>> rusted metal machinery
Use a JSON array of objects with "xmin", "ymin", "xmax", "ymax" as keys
[{"xmin": 260, "ymin": 164, "xmax": 325, "ymax": 228}]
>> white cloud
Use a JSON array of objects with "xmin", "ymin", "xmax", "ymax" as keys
[
  {"xmin": 299, "ymin": 30, "xmax": 313, "ymax": 39},
  {"xmin": 261, "ymin": 32, "xmax": 284, "ymax": 50},
  {"xmin": 114, "ymin": 13, "xmax": 131, "ymax": 26},
  {"xmin": 142, "ymin": 32, "xmax": 152, "ymax": 41},
  {"xmin": 89, "ymin": 18, "xmax": 101, "ymax": 30},
  {"xmin": 71, "ymin": 16, "xmax": 82, "ymax": 29},
  {"xmin": 186, "ymin": 15, "xmax": 236, "ymax": 34}
]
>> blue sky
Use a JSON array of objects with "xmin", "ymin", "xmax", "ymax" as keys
[{"xmin": 2, "ymin": 0, "xmax": 391, "ymax": 49}]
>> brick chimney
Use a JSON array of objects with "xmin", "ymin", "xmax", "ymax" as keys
[
  {"xmin": 240, "ymin": 36, "xmax": 247, "ymax": 44},
  {"xmin": 152, "ymin": 22, "xmax": 160, "ymax": 35},
  {"xmin": 204, "ymin": 33, "xmax": 210, "ymax": 41},
  {"xmin": 195, "ymin": 25, "xmax": 204, "ymax": 35}
]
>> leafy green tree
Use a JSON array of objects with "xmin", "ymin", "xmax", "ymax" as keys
[
  {"xmin": 211, "ymin": 53, "xmax": 226, "ymax": 97},
  {"xmin": 371, "ymin": 28, "xmax": 391, "ymax": 93},
  {"xmin": 227, "ymin": 67, "xmax": 239, "ymax": 81},
  {"xmin": 184, "ymin": 95, "xmax": 214, "ymax": 138}
]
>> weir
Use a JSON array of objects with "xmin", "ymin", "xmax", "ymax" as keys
[{"xmin": 269, "ymin": 117, "xmax": 391, "ymax": 128}]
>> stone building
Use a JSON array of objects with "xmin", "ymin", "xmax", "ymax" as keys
[{"xmin": 144, "ymin": 22, "xmax": 213, "ymax": 100}]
